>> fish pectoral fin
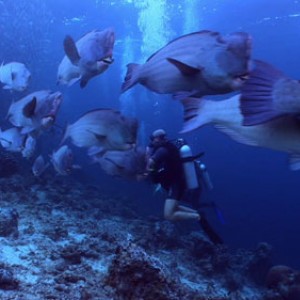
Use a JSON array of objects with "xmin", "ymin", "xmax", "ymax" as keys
[
  {"xmin": 92, "ymin": 132, "xmax": 106, "ymax": 142},
  {"xmin": 167, "ymin": 58, "xmax": 202, "ymax": 76},
  {"xmin": 23, "ymin": 97, "xmax": 37, "ymax": 118},
  {"xmin": 80, "ymin": 76, "xmax": 90, "ymax": 88},
  {"xmin": 87, "ymin": 146, "xmax": 105, "ymax": 156},
  {"xmin": 104, "ymin": 157, "xmax": 125, "ymax": 170},
  {"xmin": 64, "ymin": 35, "xmax": 81, "ymax": 65},
  {"xmin": 11, "ymin": 71, "xmax": 17, "ymax": 81},
  {"xmin": 67, "ymin": 77, "xmax": 80, "ymax": 87},
  {"xmin": 288, "ymin": 154, "xmax": 300, "ymax": 171}
]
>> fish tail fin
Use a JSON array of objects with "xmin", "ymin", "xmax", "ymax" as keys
[
  {"xmin": 180, "ymin": 97, "xmax": 213, "ymax": 133},
  {"xmin": 121, "ymin": 63, "xmax": 140, "ymax": 93},
  {"xmin": 60, "ymin": 124, "xmax": 71, "ymax": 146},
  {"xmin": 240, "ymin": 60, "xmax": 287, "ymax": 125},
  {"xmin": 6, "ymin": 99, "xmax": 15, "ymax": 120}
]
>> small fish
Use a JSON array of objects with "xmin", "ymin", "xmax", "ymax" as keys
[
  {"xmin": 121, "ymin": 30, "xmax": 251, "ymax": 99},
  {"xmin": 61, "ymin": 109, "xmax": 138, "ymax": 153},
  {"xmin": 7, "ymin": 90, "xmax": 63, "ymax": 134},
  {"xmin": 57, "ymin": 28, "xmax": 115, "ymax": 88},
  {"xmin": 50, "ymin": 145, "xmax": 75, "ymax": 176},
  {"xmin": 0, "ymin": 127, "xmax": 25, "ymax": 152},
  {"xmin": 181, "ymin": 95, "xmax": 300, "ymax": 170},
  {"xmin": 0, "ymin": 62, "xmax": 31, "ymax": 91},
  {"xmin": 93, "ymin": 146, "xmax": 146, "ymax": 180},
  {"xmin": 32, "ymin": 155, "xmax": 49, "ymax": 177},
  {"xmin": 240, "ymin": 60, "xmax": 300, "ymax": 125}
]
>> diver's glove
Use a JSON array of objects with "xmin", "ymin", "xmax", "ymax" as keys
[{"xmin": 199, "ymin": 212, "xmax": 223, "ymax": 245}]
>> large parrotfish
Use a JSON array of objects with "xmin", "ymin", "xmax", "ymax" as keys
[
  {"xmin": 57, "ymin": 28, "xmax": 115, "ymax": 88},
  {"xmin": 122, "ymin": 30, "xmax": 252, "ymax": 99},
  {"xmin": 181, "ymin": 95, "xmax": 300, "ymax": 170}
]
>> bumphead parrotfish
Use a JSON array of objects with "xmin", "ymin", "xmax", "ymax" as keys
[
  {"xmin": 181, "ymin": 95, "xmax": 300, "ymax": 170},
  {"xmin": 57, "ymin": 28, "xmax": 115, "ymax": 88},
  {"xmin": 61, "ymin": 109, "xmax": 138, "ymax": 154},
  {"xmin": 122, "ymin": 30, "xmax": 252, "ymax": 99}
]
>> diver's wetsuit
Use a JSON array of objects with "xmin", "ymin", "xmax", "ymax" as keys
[{"xmin": 149, "ymin": 140, "xmax": 186, "ymax": 200}]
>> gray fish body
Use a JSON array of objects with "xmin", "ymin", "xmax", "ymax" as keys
[
  {"xmin": 58, "ymin": 28, "xmax": 115, "ymax": 88},
  {"xmin": 181, "ymin": 95, "xmax": 300, "ymax": 169},
  {"xmin": 7, "ymin": 90, "xmax": 62, "ymax": 134},
  {"xmin": 0, "ymin": 127, "xmax": 25, "ymax": 152},
  {"xmin": 0, "ymin": 62, "xmax": 31, "ymax": 92},
  {"xmin": 51, "ymin": 145, "xmax": 74, "ymax": 176},
  {"xmin": 32, "ymin": 155, "xmax": 49, "ymax": 177},
  {"xmin": 21, "ymin": 135, "xmax": 36, "ymax": 159},
  {"xmin": 62, "ymin": 109, "xmax": 138, "ymax": 152},
  {"xmin": 122, "ymin": 31, "xmax": 251, "ymax": 97},
  {"xmin": 95, "ymin": 147, "xmax": 146, "ymax": 179}
]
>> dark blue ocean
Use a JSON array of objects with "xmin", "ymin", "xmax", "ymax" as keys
[{"xmin": 0, "ymin": 0, "xmax": 299, "ymax": 270}]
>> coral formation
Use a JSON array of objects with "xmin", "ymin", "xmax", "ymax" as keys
[{"xmin": 0, "ymin": 174, "xmax": 294, "ymax": 299}]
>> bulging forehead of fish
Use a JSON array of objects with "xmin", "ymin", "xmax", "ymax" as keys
[
  {"xmin": 225, "ymin": 32, "xmax": 252, "ymax": 58},
  {"xmin": 214, "ymin": 32, "xmax": 252, "ymax": 79},
  {"xmin": 78, "ymin": 28, "xmax": 115, "ymax": 61}
]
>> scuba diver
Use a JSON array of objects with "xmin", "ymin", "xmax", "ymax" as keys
[{"xmin": 145, "ymin": 129, "xmax": 223, "ymax": 245}]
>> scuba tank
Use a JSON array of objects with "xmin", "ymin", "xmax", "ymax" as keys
[
  {"xmin": 179, "ymin": 143, "xmax": 199, "ymax": 190},
  {"xmin": 196, "ymin": 161, "xmax": 213, "ymax": 191}
]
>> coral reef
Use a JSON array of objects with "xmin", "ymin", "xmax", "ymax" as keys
[
  {"xmin": 0, "ymin": 151, "xmax": 19, "ymax": 178},
  {"xmin": 0, "ymin": 174, "xmax": 294, "ymax": 299},
  {"xmin": 0, "ymin": 208, "xmax": 19, "ymax": 237},
  {"xmin": 264, "ymin": 265, "xmax": 300, "ymax": 300}
]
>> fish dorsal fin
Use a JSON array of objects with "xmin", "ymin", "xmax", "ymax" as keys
[
  {"xmin": 167, "ymin": 58, "xmax": 202, "ymax": 76},
  {"xmin": 64, "ymin": 35, "xmax": 81, "ymax": 65},
  {"xmin": 23, "ymin": 97, "xmax": 37, "ymax": 118}
]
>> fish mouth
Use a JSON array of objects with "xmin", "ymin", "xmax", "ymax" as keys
[
  {"xmin": 102, "ymin": 57, "xmax": 114, "ymax": 64},
  {"xmin": 235, "ymin": 73, "xmax": 249, "ymax": 81}
]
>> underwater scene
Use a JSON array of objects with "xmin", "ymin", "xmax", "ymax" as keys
[{"xmin": 0, "ymin": 0, "xmax": 299, "ymax": 299}]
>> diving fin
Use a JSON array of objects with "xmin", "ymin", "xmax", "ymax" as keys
[{"xmin": 199, "ymin": 212, "xmax": 223, "ymax": 245}]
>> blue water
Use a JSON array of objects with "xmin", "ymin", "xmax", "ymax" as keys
[{"xmin": 0, "ymin": 0, "xmax": 299, "ymax": 269}]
